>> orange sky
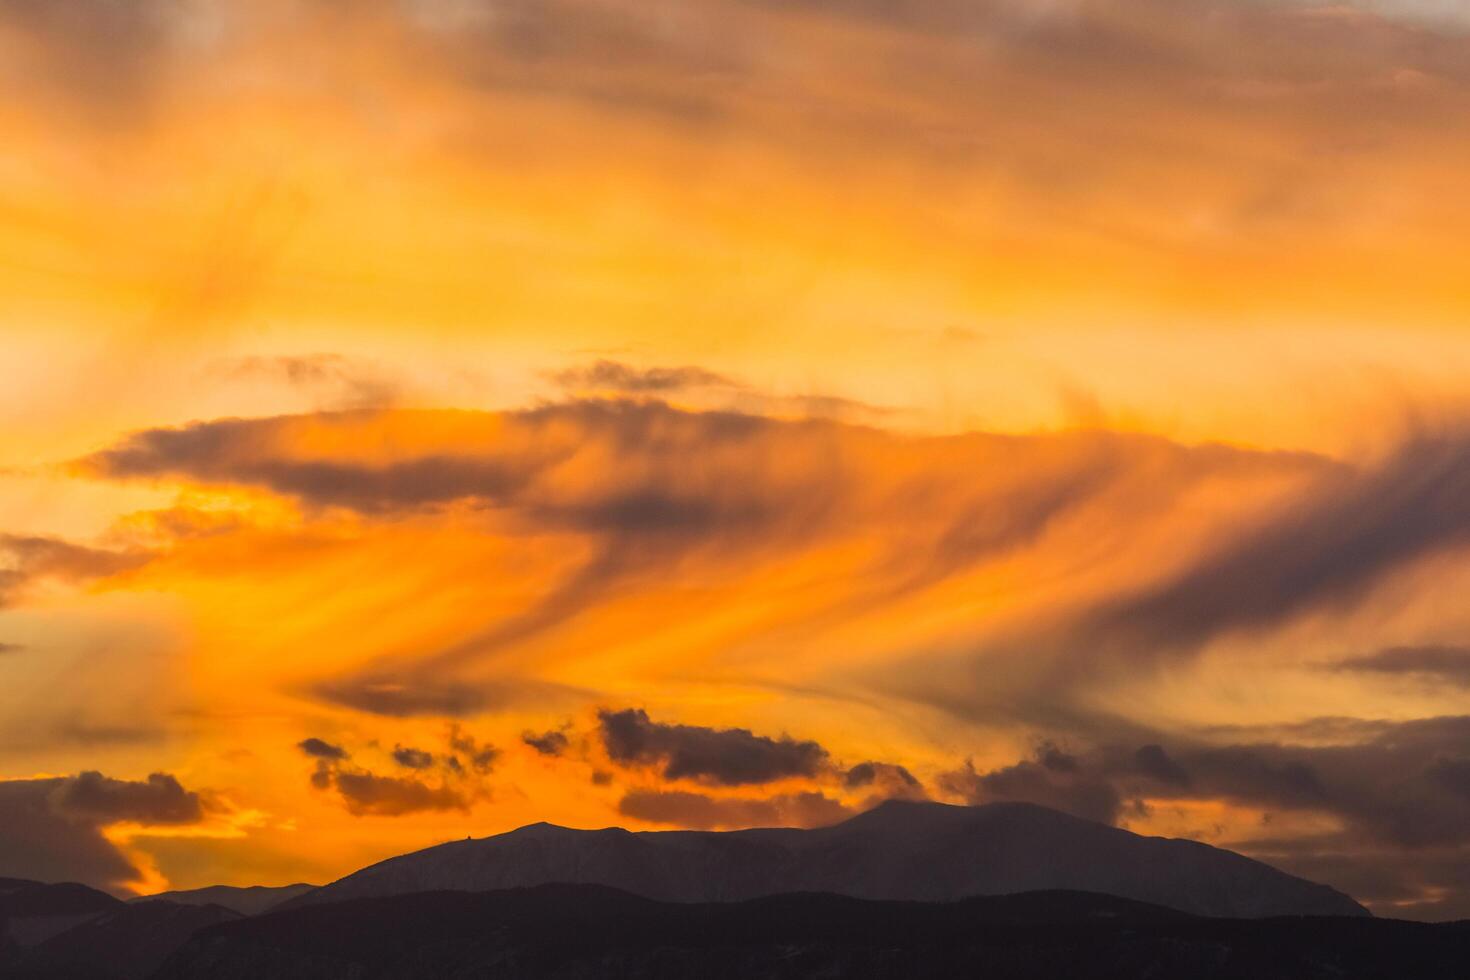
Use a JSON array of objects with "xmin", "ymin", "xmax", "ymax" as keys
[{"xmin": 5, "ymin": 0, "xmax": 1470, "ymax": 920}]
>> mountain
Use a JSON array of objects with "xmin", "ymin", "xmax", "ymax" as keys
[
  {"xmin": 130, "ymin": 884, "xmax": 316, "ymax": 916},
  {"xmin": 0, "ymin": 878, "xmax": 124, "ymax": 947},
  {"xmin": 158, "ymin": 883, "xmax": 1469, "ymax": 980},
  {"xmin": 281, "ymin": 800, "xmax": 1366, "ymax": 918},
  {"xmin": 5, "ymin": 900, "xmax": 241, "ymax": 979}
]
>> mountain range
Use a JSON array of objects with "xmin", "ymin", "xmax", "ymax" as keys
[
  {"xmin": 1, "ymin": 800, "xmax": 1397, "ymax": 978},
  {"xmin": 158, "ymin": 883, "xmax": 1470, "ymax": 980},
  {"xmin": 281, "ymin": 799, "xmax": 1366, "ymax": 918}
]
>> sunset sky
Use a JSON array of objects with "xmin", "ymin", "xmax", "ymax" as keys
[{"xmin": 6, "ymin": 0, "xmax": 1470, "ymax": 920}]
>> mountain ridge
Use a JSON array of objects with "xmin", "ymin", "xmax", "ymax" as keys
[
  {"xmin": 280, "ymin": 799, "xmax": 1366, "ymax": 918},
  {"xmin": 158, "ymin": 883, "xmax": 1468, "ymax": 980},
  {"xmin": 132, "ymin": 883, "xmax": 318, "ymax": 916}
]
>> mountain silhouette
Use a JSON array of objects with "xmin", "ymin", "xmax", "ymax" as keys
[
  {"xmin": 160, "ymin": 883, "xmax": 1469, "ymax": 980},
  {"xmin": 9, "ymin": 899, "xmax": 240, "ymax": 979},
  {"xmin": 130, "ymin": 884, "xmax": 316, "ymax": 917},
  {"xmin": 0, "ymin": 877, "xmax": 124, "ymax": 948},
  {"xmin": 281, "ymin": 800, "xmax": 1366, "ymax": 918}
]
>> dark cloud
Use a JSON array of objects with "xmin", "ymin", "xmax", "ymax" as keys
[
  {"xmin": 301, "ymin": 731, "xmax": 483, "ymax": 816},
  {"xmin": 618, "ymin": 789, "xmax": 850, "ymax": 830},
  {"xmin": 297, "ymin": 737, "xmax": 348, "ymax": 760},
  {"xmin": 937, "ymin": 750, "xmax": 1124, "ymax": 825},
  {"xmin": 1334, "ymin": 645, "xmax": 1470, "ymax": 685},
  {"xmin": 928, "ymin": 715, "xmax": 1470, "ymax": 917},
  {"xmin": 1254, "ymin": 841, "xmax": 1470, "ymax": 922},
  {"xmin": 0, "ymin": 771, "xmax": 206, "ymax": 892},
  {"xmin": 0, "ymin": 778, "xmax": 138, "ymax": 891},
  {"xmin": 391, "ymin": 745, "xmax": 434, "ymax": 769},
  {"xmin": 0, "ymin": 642, "xmax": 23, "ymax": 655},
  {"xmin": 1180, "ymin": 746, "xmax": 1327, "ymax": 810},
  {"xmin": 522, "ymin": 728, "xmax": 570, "ymax": 756},
  {"xmin": 309, "ymin": 674, "xmax": 497, "ymax": 718},
  {"xmin": 300, "ymin": 726, "xmax": 499, "ymax": 815},
  {"xmin": 551, "ymin": 360, "xmax": 734, "ymax": 394},
  {"xmin": 842, "ymin": 761, "xmax": 928, "ymax": 803},
  {"xmin": 1181, "ymin": 720, "xmax": 1470, "ymax": 848},
  {"xmin": 447, "ymin": 724, "xmax": 499, "ymax": 773},
  {"xmin": 324, "ymin": 770, "xmax": 471, "ymax": 817},
  {"xmin": 52, "ymin": 771, "xmax": 203, "ymax": 825},
  {"xmin": 598, "ymin": 708, "xmax": 828, "ymax": 786},
  {"xmin": 1133, "ymin": 744, "xmax": 1190, "ymax": 787},
  {"xmin": 843, "ymin": 761, "xmax": 921, "ymax": 790},
  {"xmin": 1071, "ymin": 434, "xmax": 1470, "ymax": 662}
]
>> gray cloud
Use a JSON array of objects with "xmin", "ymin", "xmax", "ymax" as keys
[
  {"xmin": 324, "ymin": 770, "xmax": 471, "ymax": 817},
  {"xmin": 841, "ymin": 761, "xmax": 927, "ymax": 802},
  {"xmin": 446, "ymin": 724, "xmax": 499, "ymax": 773},
  {"xmin": 51, "ymin": 770, "xmax": 203, "ymax": 825},
  {"xmin": 843, "ymin": 761, "xmax": 921, "ymax": 790},
  {"xmin": 300, "ymin": 729, "xmax": 490, "ymax": 816},
  {"xmin": 391, "ymin": 745, "xmax": 434, "ymax": 769},
  {"xmin": 0, "ymin": 779, "xmax": 138, "ymax": 891},
  {"xmin": 598, "ymin": 708, "xmax": 828, "ymax": 786},
  {"xmin": 297, "ymin": 737, "xmax": 348, "ymax": 760},
  {"xmin": 521, "ymin": 728, "xmax": 570, "ymax": 756},
  {"xmin": 932, "ymin": 715, "xmax": 1470, "ymax": 916},
  {"xmin": 1334, "ymin": 645, "xmax": 1470, "ymax": 685},
  {"xmin": 0, "ymin": 770, "xmax": 207, "ymax": 892},
  {"xmin": 1132, "ymin": 744, "xmax": 1190, "ymax": 787},
  {"xmin": 938, "ymin": 745, "xmax": 1124, "ymax": 825},
  {"xmin": 1072, "ymin": 434, "xmax": 1470, "ymax": 662},
  {"xmin": 309, "ymin": 674, "xmax": 499, "ymax": 718}
]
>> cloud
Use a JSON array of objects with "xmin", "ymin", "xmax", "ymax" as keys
[
  {"xmin": 324, "ymin": 770, "xmax": 472, "ymax": 817},
  {"xmin": 297, "ymin": 737, "xmax": 348, "ymax": 761},
  {"xmin": 0, "ymin": 778, "xmax": 138, "ymax": 891},
  {"xmin": 1069, "ymin": 434, "xmax": 1470, "ymax": 662},
  {"xmin": 1132, "ymin": 744, "xmax": 1191, "ymax": 787},
  {"xmin": 391, "ymin": 745, "xmax": 434, "ymax": 769},
  {"xmin": 521, "ymin": 728, "xmax": 570, "ymax": 756},
  {"xmin": 0, "ymin": 533, "xmax": 149, "ymax": 607},
  {"xmin": 81, "ymin": 401, "xmax": 1331, "ymax": 717},
  {"xmin": 617, "ymin": 789, "xmax": 850, "ymax": 830},
  {"xmin": 308, "ymin": 675, "xmax": 506, "ymax": 718},
  {"xmin": 598, "ymin": 708, "xmax": 828, "ymax": 786},
  {"xmin": 1334, "ymin": 645, "xmax": 1470, "ymax": 685},
  {"xmin": 446, "ymin": 724, "xmax": 499, "ymax": 773},
  {"xmin": 0, "ymin": 0, "xmax": 205, "ymax": 120},
  {"xmin": 550, "ymin": 360, "xmax": 734, "ymax": 394},
  {"xmin": 925, "ymin": 713, "xmax": 1470, "ymax": 918},
  {"xmin": 0, "ymin": 771, "xmax": 207, "ymax": 892},
  {"xmin": 842, "ymin": 761, "xmax": 927, "ymax": 801},
  {"xmin": 51, "ymin": 770, "xmax": 203, "ymax": 825},
  {"xmin": 300, "ymin": 728, "xmax": 493, "ymax": 815},
  {"xmin": 937, "ymin": 744, "xmax": 1124, "ymax": 825}
]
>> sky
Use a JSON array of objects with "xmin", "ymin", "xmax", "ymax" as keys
[{"xmin": 4, "ymin": 0, "xmax": 1470, "ymax": 920}]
